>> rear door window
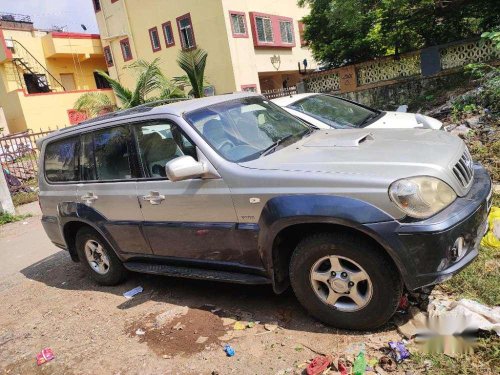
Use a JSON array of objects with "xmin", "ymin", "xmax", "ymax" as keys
[
  {"xmin": 92, "ymin": 126, "xmax": 135, "ymax": 180},
  {"xmin": 44, "ymin": 137, "xmax": 79, "ymax": 182}
]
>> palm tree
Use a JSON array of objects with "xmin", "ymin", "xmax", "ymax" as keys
[
  {"xmin": 176, "ymin": 48, "xmax": 208, "ymax": 98},
  {"xmin": 74, "ymin": 91, "xmax": 115, "ymax": 118},
  {"xmin": 73, "ymin": 58, "xmax": 185, "ymax": 118}
]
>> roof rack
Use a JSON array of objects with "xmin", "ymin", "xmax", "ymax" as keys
[{"xmin": 76, "ymin": 97, "xmax": 189, "ymax": 126}]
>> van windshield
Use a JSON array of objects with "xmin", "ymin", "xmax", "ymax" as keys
[{"xmin": 184, "ymin": 97, "xmax": 311, "ymax": 162}]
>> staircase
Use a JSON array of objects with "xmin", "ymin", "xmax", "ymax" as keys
[{"xmin": 10, "ymin": 40, "xmax": 65, "ymax": 93}]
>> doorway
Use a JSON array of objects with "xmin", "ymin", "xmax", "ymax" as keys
[{"xmin": 60, "ymin": 73, "xmax": 76, "ymax": 91}]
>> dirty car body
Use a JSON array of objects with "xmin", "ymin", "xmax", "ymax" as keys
[{"xmin": 38, "ymin": 93, "xmax": 491, "ymax": 329}]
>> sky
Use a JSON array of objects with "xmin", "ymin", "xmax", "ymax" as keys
[{"xmin": 0, "ymin": 0, "xmax": 99, "ymax": 33}]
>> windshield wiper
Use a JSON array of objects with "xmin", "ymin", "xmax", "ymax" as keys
[
  {"xmin": 260, "ymin": 134, "xmax": 295, "ymax": 157},
  {"xmin": 358, "ymin": 113, "xmax": 378, "ymax": 127}
]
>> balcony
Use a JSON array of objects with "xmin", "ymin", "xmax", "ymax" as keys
[{"xmin": 42, "ymin": 32, "xmax": 103, "ymax": 60}]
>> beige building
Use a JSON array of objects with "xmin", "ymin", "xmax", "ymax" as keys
[
  {"xmin": 0, "ymin": 13, "xmax": 115, "ymax": 134},
  {"xmin": 92, "ymin": 0, "xmax": 317, "ymax": 96}
]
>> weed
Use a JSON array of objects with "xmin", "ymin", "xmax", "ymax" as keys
[{"xmin": 0, "ymin": 212, "xmax": 31, "ymax": 225}]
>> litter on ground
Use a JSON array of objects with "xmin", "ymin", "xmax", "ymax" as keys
[
  {"xmin": 387, "ymin": 341, "xmax": 410, "ymax": 363},
  {"xmin": 36, "ymin": 348, "xmax": 55, "ymax": 366},
  {"xmin": 123, "ymin": 286, "xmax": 143, "ymax": 299},
  {"xmin": 306, "ymin": 355, "xmax": 332, "ymax": 375},
  {"xmin": 428, "ymin": 298, "xmax": 500, "ymax": 335},
  {"xmin": 223, "ymin": 344, "xmax": 235, "ymax": 357}
]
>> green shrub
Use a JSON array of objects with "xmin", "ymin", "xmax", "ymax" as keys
[{"xmin": 0, "ymin": 212, "xmax": 31, "ymax": 225}]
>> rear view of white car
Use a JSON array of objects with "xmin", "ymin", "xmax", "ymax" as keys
[{"xmin": 272, "ymin": 93, "xmax": 443, "ymax": 130}]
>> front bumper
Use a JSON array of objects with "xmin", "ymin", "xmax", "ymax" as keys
[{"xmin": 367, "ymin": 165, "xmax": 492, "ymax": 290}]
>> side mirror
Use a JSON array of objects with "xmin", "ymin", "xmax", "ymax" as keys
[{"xmin": 165, "ymin": 156, "xmax": 207, "ymax": 182}]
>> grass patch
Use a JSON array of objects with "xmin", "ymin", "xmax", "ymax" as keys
[
  {"xmin": 0, "ymin": 212, "xmax": 31, "ymax": 225},
  {"xmin": 12, "ymin": 191, "xmax": 38, "ymax": 206},
  {"xmin": 440, "ymin": 245, "xmax": 499, "ymax": 306},
  {"xmin": 492, "ymin": 192, "xmax": 500, "ymax": 207},
  {"xmin": 410, "ymin": 336, "xmax": 500, "ymax": 374}
]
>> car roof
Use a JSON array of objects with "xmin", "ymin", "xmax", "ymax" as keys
[
  {"xmin": 271, "ymin": 92, "xmax": 318, "ymax": 106},
  {"xmin": 39, "ymin": 92, "xmax": 261, "ymax": 145}
]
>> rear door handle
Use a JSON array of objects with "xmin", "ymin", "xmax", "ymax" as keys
[
  {"xmin": 142, "ymin": 191, "xmax": 165, "ymax": 205},
  {"xmin": 81, "ymin": 192, "xmax": 98, "ymax": 204}
]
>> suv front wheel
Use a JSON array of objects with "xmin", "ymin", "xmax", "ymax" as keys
[
  {"xmin": 289, "ymin": 233, "xmax": 402, "ymax": 330},
  {"xmin": 76, "ymin": 227, "xmax": 127, "ymax": 286}
]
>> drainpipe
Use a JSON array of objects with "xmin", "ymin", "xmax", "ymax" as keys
[
  {"xmin": 100, "ymin": 0, "xmax": 120, "ymax": 82},
  {"xmin": 121, "ymin": 0, "xmax": 138, "ymax": 60}
]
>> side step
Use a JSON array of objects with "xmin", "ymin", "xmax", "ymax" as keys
[{"xmin": 124, "ymin": 262, "xmax": 271, "ymax": 285}]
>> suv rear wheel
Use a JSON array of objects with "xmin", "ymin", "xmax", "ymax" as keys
[
  {"xmin": 289, "ymin": 233, "xmax": 402, "ymax": 330},
  {"xmin": 76, "ymin": 227, "xmax": 127, "ymax": 286}
]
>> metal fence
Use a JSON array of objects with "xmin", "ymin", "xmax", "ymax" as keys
[
  {"xmin": 1, "ymin": 130, "xmax": 51, "ymax": 196},
  {"xmin": 262, "ymin": 86, "xmax": 298, "ymax": 99}
]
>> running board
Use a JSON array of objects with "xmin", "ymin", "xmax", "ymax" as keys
[{"xmin": 124, "ymin": 262, "xmax": 271, "ymax": 285}]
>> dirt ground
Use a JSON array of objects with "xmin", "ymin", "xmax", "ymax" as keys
[{"xmin": 0, "ymin": 204, "xmax": 411, "ymax": 375}]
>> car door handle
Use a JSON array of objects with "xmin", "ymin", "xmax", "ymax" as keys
[
  {"xmin": 81, "ymin": 192, "xmax": 98, "ymax": 204},
  {"xmin": 142, "ymin": 191, "xmax": 165, "ymax": 205}
]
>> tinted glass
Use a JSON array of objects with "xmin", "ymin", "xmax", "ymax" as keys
[
  {"xmin": 134, "ymin": 121, "xmax": 196, "ymax": 178},
  {"xmin": 185, "ymin": 97, "xmax": 309, "ymax": 162},
  {"xmin": 93, "ymin": 126, "xmax": 133, "ymax": 180},
  {"xmin": 44, "ymin": 137, "xmax": 79, "ymax": 182},
  {"xmin": 290, "ymin": 95, "xmax": 379, "ymax": 128},
  {"xmin": 80, "ymin": 132, "xmax": 96, "ymax": 181}
]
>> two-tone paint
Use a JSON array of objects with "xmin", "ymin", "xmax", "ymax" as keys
[{"xmin": 38, "ymin": 93, "xmax": 492, "ymax": 293}]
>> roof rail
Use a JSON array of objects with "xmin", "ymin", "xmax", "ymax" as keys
[{"xmin": 76, "ymin": 97, "xmax": 189, "ymax": 126}]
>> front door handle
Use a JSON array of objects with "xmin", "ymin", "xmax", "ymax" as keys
[
  {"xmin": 142, "ymin": 191, "xmax": 165, "ymax": 205},
  {"xmin": 81, "ymin": 192, "xmax": 98, "ymax": 205}
]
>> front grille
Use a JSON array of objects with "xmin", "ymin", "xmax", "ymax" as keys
[{"xmin": 453, "ymin": 148, "xmax": 474, "ymax": 187}]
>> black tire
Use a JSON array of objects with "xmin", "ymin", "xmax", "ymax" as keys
[
  {"xmin": 76, "ymin": 227, "xmax": 127, "ymax": 286},
  {"xmin": 289, "ymin": 232, "xmax": 402, "ymax": 330}
]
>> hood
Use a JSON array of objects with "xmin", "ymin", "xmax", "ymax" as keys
[
  {"xmin": 369, "ymin": 111, "xmax": 443, "ymax": 130},
  {"xmin": 239, "ymin": 128, "xmax": 466, "ymax": 195}
]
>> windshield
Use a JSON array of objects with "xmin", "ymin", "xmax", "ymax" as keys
[
  {"xmin": 184, "ymin": 97, "xmax": 310, "ymax": 162},
  {"xmin": 289, "ymin": 94, "xmax": 380, "ymax": 128}
]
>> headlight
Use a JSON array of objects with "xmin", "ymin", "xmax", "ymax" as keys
[{"xmin": 389, "ymin": 176, "xmax": 456, "ymax": 219}]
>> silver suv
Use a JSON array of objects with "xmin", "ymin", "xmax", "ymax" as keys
[{"xmin": 38, "ymin": 93, "xmax": 492, "ymax": 330}]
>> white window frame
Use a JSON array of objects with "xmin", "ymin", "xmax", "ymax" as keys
[
  {"xmin": 255, "ymin": 16, "xmax": 274, "ymax": 43},
  {"xmin": 279, "ymin": 20, "xmax": 294, "ymax": 44},
  {"xmin": 231, "ymin": 13, "xmax": 246, "ymax": 35}
]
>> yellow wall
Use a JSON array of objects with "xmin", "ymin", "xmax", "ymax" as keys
[
  {"xmin": 42, "ymin": 33, "xmax": 103, "ymax": 58},
  {"xmin": 96, "ymin": 0, "xmax": 236, "ymax": 97},
  {"xmin": 94, "ymin": 0, "xmax": 317, "ymax": 96},
  {"xmin": 0, "ymin": 28, "xmax": 113, "ymax": 133},
  {"xmin": 2, "ymin": 89, "xmax": 115, "ymax": 133}
]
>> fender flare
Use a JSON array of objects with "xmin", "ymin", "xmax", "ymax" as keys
[
  {"xmin": 58, "ymin": 202, "xmax": 125, "ymax": 261},
  {"xmin": 257, "ymin": 195, "xmax": 410, "ymax": 290}
]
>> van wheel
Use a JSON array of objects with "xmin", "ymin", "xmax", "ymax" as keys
[
  {"xmin": 76, "ymin": 227, "xmax": 127, "ymax": 286},
  {"xmin": 289, "ymin": 233, "xmax": 402, "ymax": 330}
]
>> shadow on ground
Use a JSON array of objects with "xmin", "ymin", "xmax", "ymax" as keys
[{"xmin": 20, "ymin": 250, "xmax": 395, "ymax": 336}]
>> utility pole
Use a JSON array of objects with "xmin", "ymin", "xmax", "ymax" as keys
[{"xmin": 0, "ymin": 168, "xmax": 15, "ymax": 215}]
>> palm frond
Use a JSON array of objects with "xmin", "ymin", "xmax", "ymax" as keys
[
  {"xmin": 97, "ymin": 70, "xmax": 133, "ymax": 107},
  {"xmin": 129, "ymin": 59, "xmax": 164, "ymax": 105},
  {"xmin": 74, "ymin": 92, "xmax": 114, "ymax": 118},
  {"xmin": 177, "ymin": 48, "xmax": 208, "ymax": 98},
  {"xmin": 157, "ymin": 76, "xmax": 186, "ymax": 99}
]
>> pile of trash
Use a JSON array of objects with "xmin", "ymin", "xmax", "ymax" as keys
[{"xmin": 300, "ymin": 340, "xmax": 410, "ymax": 375}]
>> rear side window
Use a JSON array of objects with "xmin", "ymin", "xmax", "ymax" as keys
[
  {"xmin": 44, "ymin": 137, "xmax": 79, "ymax": 182},
  {"xmin": 93, "ymin": 126, "xmax": 134, "ymax": 180}
]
